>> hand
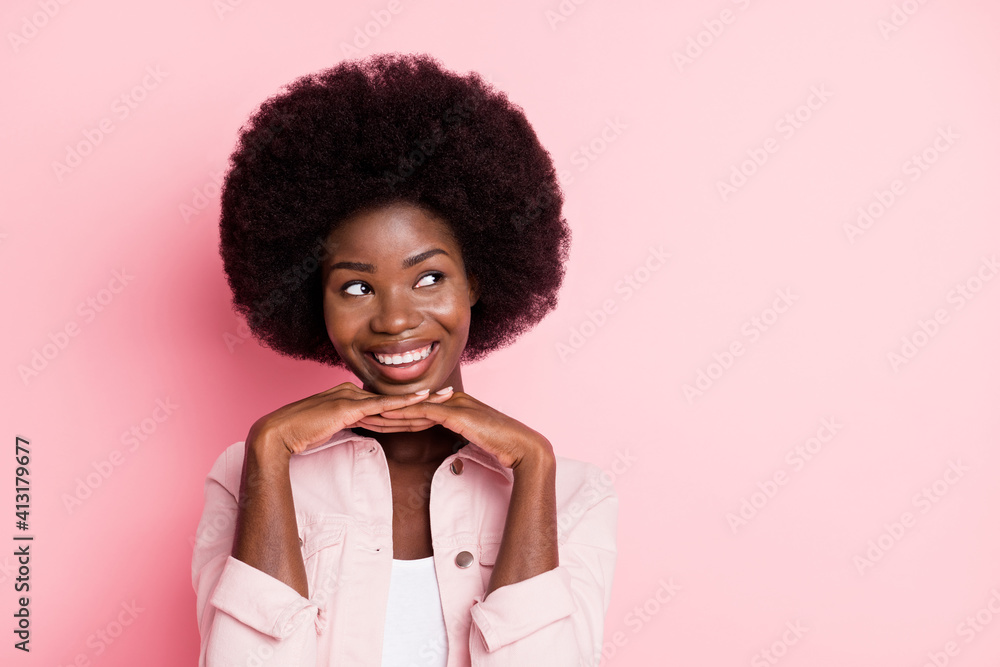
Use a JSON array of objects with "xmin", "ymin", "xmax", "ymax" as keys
[
  {"xmin": 361, "ymin": 389, "xmax": 554, "ymax": 470},
  {"xmin": 246, "ymin": 382, "xmax": 453, "ymax": 459}
]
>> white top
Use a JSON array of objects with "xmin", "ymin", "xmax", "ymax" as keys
[{"xmin": 380, "ymin": 556, "xmax": 448, "ymax": 666}]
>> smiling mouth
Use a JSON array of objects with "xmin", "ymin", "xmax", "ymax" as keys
[{"xmin": 369, "ymin": 342, "xmax": 436, "ymax": 367}]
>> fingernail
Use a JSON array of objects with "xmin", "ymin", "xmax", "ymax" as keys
[
  {"xmin": 435, "ymin": 386, "xmax": 453, "ymax": 395},
  {"xmin": 415, "ymin": 389, "xmax": 430, "ymax": 395}
]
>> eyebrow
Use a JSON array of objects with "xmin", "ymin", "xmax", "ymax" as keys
[{"xmin": 328, "ymin": 248, "xmax": 450, "ymax": 274}]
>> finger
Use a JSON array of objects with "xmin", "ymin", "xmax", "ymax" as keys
[
  {"xmin": 326, "ymin": 382, "xmax": 384, "ymax": 402},
  {"xmin": 377, "ymin": 401, "xmax": 444, "ymax": 418},
  {"xmin": 355, "ymin": 421, "xmax": 438, "ymax": 431},
  {"xmin": 353, "ymin": 422, "xmax": 436, "ymax": 433},
  {"xmin": 352, "ymin": 418, "xmax": 438, "ymax": 433},
  {"xmin": 381, "ymin": 389, "xmax": 455, "ymax": 413},
  {"xmin": 322, "ymin": 381, "xmax": 361, "ymax": 395},
  {"xmin": 377, "ymin": 405, "xmax": 461, "ymax": 434},
  {"xmin": 351, "ymin": 390, "xmax": 433, "ymax": 420},
  {"xmin": 355, "ymin": 415, "xmax": 439, "ymax": 429},
  {"xmin": 421, "ymin": 389, "xmax": 455, "ymax": 404}
]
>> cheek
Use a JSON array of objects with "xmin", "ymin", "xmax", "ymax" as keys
[
  {"xmin": 427, "ymin": 290, "xmax": 472, "ymax": 331},
  {"xmin": 323, "ymin": 298, "xmax": 355, "ymax": 355},
  {"xmin": 322, "ymin": 297, "xmax": 336, "ymax": 339}
]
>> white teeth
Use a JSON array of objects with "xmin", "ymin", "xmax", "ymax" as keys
[{"xmin": 375, "ymin": 344, "xmax": 432, "ymax": 366}]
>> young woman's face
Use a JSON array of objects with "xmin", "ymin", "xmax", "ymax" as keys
[{"xmin": 322, "ymin": 202, "xmax": 478, "ymax": 395}]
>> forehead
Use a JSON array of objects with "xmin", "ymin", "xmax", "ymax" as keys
[{"xmin": 324, "ymin": 202, "xmax": 462, "ymax": 263}]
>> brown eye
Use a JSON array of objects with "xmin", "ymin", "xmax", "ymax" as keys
[
  {"xmin": 343, "ymin": 281, "xmax": 372, "ymax": 296},
  {"xmin": 416, "ymin": 272, "xmax": 444, "ymax": 288}
]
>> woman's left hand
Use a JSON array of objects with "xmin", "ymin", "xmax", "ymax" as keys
[{"xmin": 352, "ymin": 388, "xmax": 552, "ymax": 470}]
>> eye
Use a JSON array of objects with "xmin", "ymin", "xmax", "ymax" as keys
[
  {"xmin": 416, "ymin": 272, "xmax": 444, "ymax": 288},
  {"xmin": 343, "ymin": 281, "xmax": 372, "ymax": 296}
]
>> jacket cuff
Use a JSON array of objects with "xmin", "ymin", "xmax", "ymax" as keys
[
  {"xmin": 209, "ymin": 555, "xmax": 318, "ymax": 639},
  {"xmin": 470, "ymin": 565, "xmax": 577, "ymax": 652}
]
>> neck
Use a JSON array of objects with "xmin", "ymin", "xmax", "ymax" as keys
[
  {"xmin": 356, "ymin": 364, "xmax": 468, "ymax": 465},
  {"xmin": 357, "ymin": 425, "xmax": 466, "ymax": 465}
]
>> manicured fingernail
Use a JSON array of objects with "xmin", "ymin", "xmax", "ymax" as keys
[
  {"xmin": 435, "ymin": 386, "xmax": 453, "ymax": 395},
  {"xmin": 415, "ymin": 389, "xmax": 430, "ymax": 395}
]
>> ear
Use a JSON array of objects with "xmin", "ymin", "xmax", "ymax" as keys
[{"xmin": 467, "ymin": 272, "xmax": 480, "ymax": 307}]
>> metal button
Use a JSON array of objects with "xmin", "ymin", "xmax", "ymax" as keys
[
  {"xmin": 455, "ymin": 550, "xmax": 474, "ymax": 568},
  {"xmin": 450, "ymin": 458, "xmax": 464, "ymax": 475}
]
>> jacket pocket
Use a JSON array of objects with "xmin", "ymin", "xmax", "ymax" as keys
[
  {"xmin": 298, "ymin": 520, "xmax": 349, "ymax": 613},
  {"xmin": 477, "ymin": 540, "xmax": 502, "ymax": 592}
]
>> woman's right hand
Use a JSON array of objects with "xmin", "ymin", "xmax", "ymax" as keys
[
  {"xmin": 232, "ymin": 381, "xmax": 450, "ymax": 598},
  {"xmin": 246, "ymin": 382, "xmax": 453, "ymax": 460}
]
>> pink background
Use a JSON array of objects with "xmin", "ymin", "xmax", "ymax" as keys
[{"xmin": 3, "ymin": 0, "xmax": 999, "ymax": 664}]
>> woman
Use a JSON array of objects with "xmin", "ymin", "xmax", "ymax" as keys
[{"xmin": 192, "ymin": 53, "xmax": 618, "ymax": 666}]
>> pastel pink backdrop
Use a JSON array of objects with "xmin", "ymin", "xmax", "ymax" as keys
[{"xmin": 3, "ymin": 0, "xmax": 999, "ymax": 665}]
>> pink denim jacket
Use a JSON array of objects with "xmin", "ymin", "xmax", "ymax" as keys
[{"xmin": 191, "ymin": 428, "xmax": 618, "ymax": 666}]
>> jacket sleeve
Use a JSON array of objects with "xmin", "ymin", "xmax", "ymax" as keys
[
  {"xmin": 467, "ymin": 469, "xmax": 619, "ymax": 666},
  {"xmin": 191, "ymin": 443, "xmax": 320, "ymax": 667}
]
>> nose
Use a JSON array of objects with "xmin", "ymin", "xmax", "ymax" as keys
[{"xmin": 370, "ymin": 287, "xmax": 422, "ymax": 334}]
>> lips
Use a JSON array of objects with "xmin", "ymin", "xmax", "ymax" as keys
[
  {"xmin": 365, "ymin": 340, "xmax": 439, "ymax": 382},
  {"xmin": 367, "ymin": 338, "xmax": 436, "ymax": 356},
  {"xmin": 371, "ymin": 343, "xmax": 433, "ymax": 366}
]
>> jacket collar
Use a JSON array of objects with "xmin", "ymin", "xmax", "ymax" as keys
[
  {"xmin": 300, "ymin": 428, "xmax": 514, "ymax": 484},
  {"xmin": 454, "ymin": 439, "xmax": 514, "ymax": 484}
]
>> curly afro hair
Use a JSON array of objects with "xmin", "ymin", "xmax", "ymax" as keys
[{"xmin": 219, "ymin": 52, "xmax": 570, "ymax": 369}]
